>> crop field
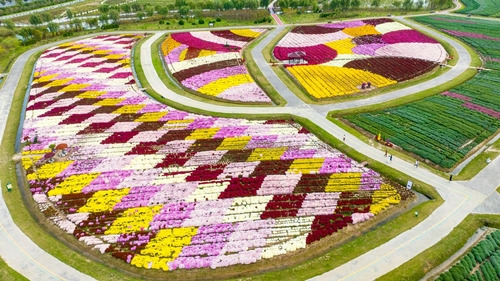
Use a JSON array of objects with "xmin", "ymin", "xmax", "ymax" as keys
[
  {"xmin": 344, "ymin": 16, "xmax": 500, "ymax": 169},
  {"xmin": 455, "ymin": 0, "xmax": 500, "ymax": 17}
]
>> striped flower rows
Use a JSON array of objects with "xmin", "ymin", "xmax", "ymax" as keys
[
  {"xmin": 21, "ymin": 35, "xmax": 410, "ymax": 271},
  {"xmin": 273, "ymin": 18, "xmax": 447, "ymax": 99},
  {"xmin": 161, "ymin": 29, "xmax": 271, "ymax": 103}
]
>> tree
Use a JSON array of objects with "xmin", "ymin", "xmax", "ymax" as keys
[
  {"xmin": 204, "ymin": 0, "xmax": 214, "ymax": 9},
  {"xmin": 86, "ymin": 17, "xmax": 98, "ymax": 29},
  {"xmin": 232, "ymin": 0, "xmax": 244, "ymax": 9},
  {"xmin": 131, "ymin": 2, "xmax": 142, "ymax": 11},
  {"xmin": 109, "ymin": 9, "xmax": 120, "ymax": 23},
  {"xmin": 416, "ymin": 0, "xmax": 424, "ymax": 9},
  {"xmin": 47, "ymin": 22, "xmax": 59, "ymax": 34},
  {"xmin": 98, "ymin": 13, "xmax": 109, "ymax": 25},
  {"xmin": 213, "ymin": 0, "xmax": 223, "ymax": 10},
  {"xmin": 98, "ymin": 4, "xmax": 110, "ymax": 13},
  {"xmin": 329, "ymin": 0, "xmax": 339, "ymax": 11},
  {"xmin": 260, "ymin": 0, "xmax": 269, "ymax": 8},
  {"xmin": 392, "ymin": 0, "xmax": 401, "ymax": 8},
  {"xmin": 402, "ymin": 0, "xmax": 413, "ymax": 9},
  {"xmin": 121, "ymin": 4, "xmax": 131, "ymax": 13},
  {"xmin": 4, "ymin": 19, "xmax": 15, "ymax": 30},
  {"xmin": 71, "ymin": 18, "xmax": 82, "ymax": 31},
  {"xmin": 371, "ymin": 0, "xmax": 380, "ymax": 8},
  {"xmin": 29, "ymin": 14, "xmax": 42, "ymax": 26},
  {"xmin": 278, "ymin": 0, "xmax": 288, "ymax": 9},
  {"xmin": 222, "ymin": 0, "xmax": 234, "ymax": 10},
  {"xmin": 351, "ymin": 0, "xmax": 360, "ymax": 9},
  {"xmin": 179, "ymin": 5, "xmax": 190, "ymax": 15},
  {"xmin": 175, "ymin": 0, "xmax": 186, "ymax": 8},
  {"xmin": 66, "ymin": 8, "xmax": 73, "ymax": 19},
  {"xmin": 136, "ymin": 11, "xmax": 145, "ymax": 20},
  {"xmin": 289, "ymin": 0, "xmax": 298, "ymax": 9},
  {"xmin": 145, "ymin": 6, "xmax": 154, "ymax": 16},
  {"xmin": 339, "ymin": 0, "xmax": 350, "ymax": 11},
  {"xmin": 41, "ymin": 13, "xmax": 52, "ymax": 23},
  {"xmin": 245, "ymin": 0, "xmax": 259, "ymax": 9}
]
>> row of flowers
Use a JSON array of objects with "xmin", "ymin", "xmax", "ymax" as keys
[
  {"xmin": 273, "ymin": 18, "xmax": 447, "ymax": 99},
  {"xmin": 161, "ymin": 30, "xmax": 271, "ymax": 103},
  {"xmin": 21, "ymin": 35, "xmax": 411, "ymax": 271}
]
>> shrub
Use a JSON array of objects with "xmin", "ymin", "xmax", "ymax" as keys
[
  {"xmin": 198, "ymin": 18, "xmax": 204, "ymax": 24},
  {"xmin": 216, "ymin": 17, "xmax": 221, "ymax": 22},
  {"xmin": 178, "ymin": 19, "xmax": 184, "ymax": 25}
]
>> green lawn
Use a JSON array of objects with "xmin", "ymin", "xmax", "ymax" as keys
[
  {"xmin": 455, "ymin": 0, "xmax": 500, "ymax": 17},
  {"xmin": 378, "ymin": 214, "xmax": 500, "ymax": 281}
]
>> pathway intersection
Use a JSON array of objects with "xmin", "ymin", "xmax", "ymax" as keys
[{"xmin": 0, "ymin": 9, "xmax": 499, "ymax": 281}]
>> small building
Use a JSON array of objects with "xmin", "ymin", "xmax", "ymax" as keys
[{"xmin": 288, "ymin": 51, "xmax": 306, "ymax": 64}]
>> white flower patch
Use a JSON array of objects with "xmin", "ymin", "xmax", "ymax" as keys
[
  {"xmin": 222, "ymin": 196, "xmax": 273, "ymax": 223},
  {"xmin": 218, "ymin": 161, "xmax": 260, "ymax": 179},
  {"xmin": 185, "ymin": 181, "xmax": 230, "ymax": 202},
  {"xmin": 79, "ymin": 235, "xmax": 104, "ymax": 246},
  {"xmin": 53, "ymin": 123, "xmax": 89, "ymax": 137},
  {"xmin": 125, "ymin": 154, "xmax": 166, "ymax": 170},
  {"xmin": 277, "ymin": 31, "xmax": 352, "ymax": 47},
  {"xmin": 66, "ymin": 212, "xmax": 90, "ymax": 224},
  {"xmin": 151, "ymin": 172, "xmax": 190, "ymax": 185},
  {"xmin": 100, "ymin": 234, "xmax": 120, "ymax": 244},
  {"xmin": 51, "ymin": 217, "xmax": 77, "ymax": 234},
  {"xmin": 190, "ymin": 31, "xmax": 248, "ymax": 48},
  {"xmin": 321, "ymin": 54, "xmax": 370, "ymax": 67},
  {"xmin": 183, "ymin": 150, "xmax": 227, "ymax": 167},
  {"xmin": 375, "ymin": 42, "xmax": 447, "ymax": 62},
  {"xmin": 94, "ymin": 243, "xmax": 110, "ymax": 254},
  {"xmin": 375, "ymin": 22, "xmax": 412, "ymax": 34},
  {"xmin": 168, "ymin": 52, "xmax": 240, "ymax": 73}
]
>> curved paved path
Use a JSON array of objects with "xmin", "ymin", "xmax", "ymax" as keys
[{"xmin": 0, "ymin": 14, "xmax": 499, "ymax": 281}]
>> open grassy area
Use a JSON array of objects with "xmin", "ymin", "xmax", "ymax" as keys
[
  {"xmin": 0, "ymin": 32, "xmax": 443, "ymax": 281},
  {"xmin": 378, "ymin": 214, "xmax": 500, "ymax": 281},
  {"xmin": 279, "ymin": 9, "xmax": 430, "ymax": 24},
  {"xmin": 455, "ymin": 136, "xmax": 500, "ymax": 180},
  {"xmin": 0, "ymin": 257, "xmax": 27, "ymax": 281}
]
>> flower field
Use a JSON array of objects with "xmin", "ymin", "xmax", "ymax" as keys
[
  {"xmin": 21, "ymin": 35, "xmax": 410, "ymax": 272},
  {"xmin": 161, "ymin": 29, "xmax": 272, "ymax": 103},
  {"xmin": 345, "ymin": 16, "xmax": 500, "ymax": 169},
  {"xmin": 273, "ymin": 18, "xmax": 447, "ymax": 99},
  {"xmin": 455, "ymin": 0, "xmax": 500, "ymax": 17}
]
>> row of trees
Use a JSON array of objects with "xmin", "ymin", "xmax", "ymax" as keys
[{"xmin": 0, "ymin": 0, "xmax": 71, "ymax": 16}]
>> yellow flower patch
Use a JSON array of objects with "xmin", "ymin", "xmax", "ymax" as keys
[
  {"xmin": 76, "ymin": 91, "xmax": 107, "ymax": 99},
  {"xmin": 370, "ymin": 184, "xmax": 401, "ymax": 215},
  {"xmin": 325, "ymin": 172, "xmax": 362, "ymax": 192},
  {"xmin": 105, "ymin": 206, "xmax": 162, "ymax": 235},
  {"xmin": 93, "ymin": 98, "xmax": 126, "ymax": 106},
  {"xmin": 288, "ymin": 158, "xmax": 324, "ymax": 174},
  {"xmin": 33, "ymin": 74, "xmax": 58, "ymax": 83},
  {"xmin": 104, "ymin": 54, "xmax": 125, "ymax": 60},
  {"xmin": 287, "ymin": 65, "xmax": 396, "ymax": 98},
  {"xmin": 26, "ymin": 161, "xmax": 73, "ymax": 180},
  {"xmin": 343, "ymin": 25, "xmax": 380, "ymax": 37},
  {"xmin": 185, "ymin": 128, "xmax": 220, "ymax": 140},
  {"xmin": 161, "ymin": 35, "xmax": 182, "ymax": 56},
  {"xmin": 217, "ymin": 136, "xmax": 251, "ymax": 150},
  {"xmin": 21, "ymin": 156, "xmax": 42, "ymax": 170},
  {"xmin": 79, "ymin": 188, "xmax": 130, "ymax": 213},
  {"xmin": 247, "ymin": 147, "xmax": 288, "ymax": 162},
  {"xmin": 134, "ymin": 112, "xmax": 168, "ymax": 122},
  {"xmin": 45, "ymin": 78, "xmax": 74, "ymax": 87},
  {"xmin": 113, "ymin": 105, "xmax": 146, "ymax": 114},
  {"xmin": 198, "ymin": 74, "xmax": 253, "ymax": 96},
  {"xmin": 48, "ymin": 173, "xmax": 100, "ymax": 196},
  {"xmin": 22, "ymin": 149, "xmax": 52, "ymax": 155},
  {"xmin": 59, "ymin": 84, "xmax": 91, "ymax": 93},
  {"xmin": 179, "ymin": 48, "xmax": 188, "ymax": 62},
  {"xmin": 197, "ymin": 49, "xmax": 217, "ymax": 58},
  {"xmin": 324, "ymin": 38, "xmax": 356, "ymax": 54},
  {"xmin": 231, "ymin": 29, "xmax": 262, "ymax": 38},
  {"xmin": 92, "ymin": 50, "xmax": 110, "ymax": 55},
  {"xmin": 132, "ymin": 227, "xmax": 198, "ymax": 270}
]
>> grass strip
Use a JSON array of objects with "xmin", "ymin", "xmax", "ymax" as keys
[
  {"xmin": 377, "ymin": 214, "xmax": 500, "ymax": 281},
  {"xmin": 454, "ymin": 137, "xmax": 500, "ymax": 180},
  {"xmin": 0, "ymin": 257, "xmax": 28, "ymax": 281}
]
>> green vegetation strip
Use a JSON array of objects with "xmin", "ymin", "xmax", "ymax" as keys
[
  {"xmin": 455, "ymin": 0, "xmax": 500, "ymax": 17},
  {"xmin": 0, "ymin": 257, "xmax": 28, "ymax": 281},
  {"xmin": 378, "ymin": 214, "xmax": 500, "ymax": 281}
]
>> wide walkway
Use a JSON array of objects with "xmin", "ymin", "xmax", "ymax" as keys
[{"xmin": 0, "ymin": 12, "xmax": 498, "ymax": 281}]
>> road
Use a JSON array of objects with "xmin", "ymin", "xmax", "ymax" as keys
[{"xmin": 0, "ymin": 9, "xmax": 499, "ymax": 281}]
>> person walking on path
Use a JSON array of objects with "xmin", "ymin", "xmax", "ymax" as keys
[
  {"xmin": 384, "ymin": 149, "xmax": 387, "ymax": 157},
  {"xmin": 343, "ymin": 135, "xmax": 345, "ymax": 142},
  {"xmin": 449, "ymin": 174, "xmax": 453, "ymax": 182},
  {"xmin": 414, "ymin": 160, "xmax": 419, "ymax": 168},
  {"xmin": 389, "ymin": 154, "xmax": 393, "ymax": 162}
]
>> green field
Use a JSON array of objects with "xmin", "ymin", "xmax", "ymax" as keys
[
  {"xmin": 344, "ymin": 15, "xmax": 500, "ymax": 169},
  {"xmin": 0, "ymin": 257, "xmax": 27, "ymax": 281},
  {"xmin": 436, "ymin": 229, "xmax": 500, "ymax": 281},
  {"xmin": 456, "ymin": 0, "xmax": 500, "ymax": 17}
]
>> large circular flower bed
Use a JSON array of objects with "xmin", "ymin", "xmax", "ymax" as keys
[
  {"xmin": 21, "ymin": 34, "xmax": 411, "ymax": 273},
  {"xmin": 161, "ymin": 29, "xmax": 271, "ymax": 103},
  {"xmin": 273, "ymin": 18, "xmax": 447, "ymax": 99}
]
